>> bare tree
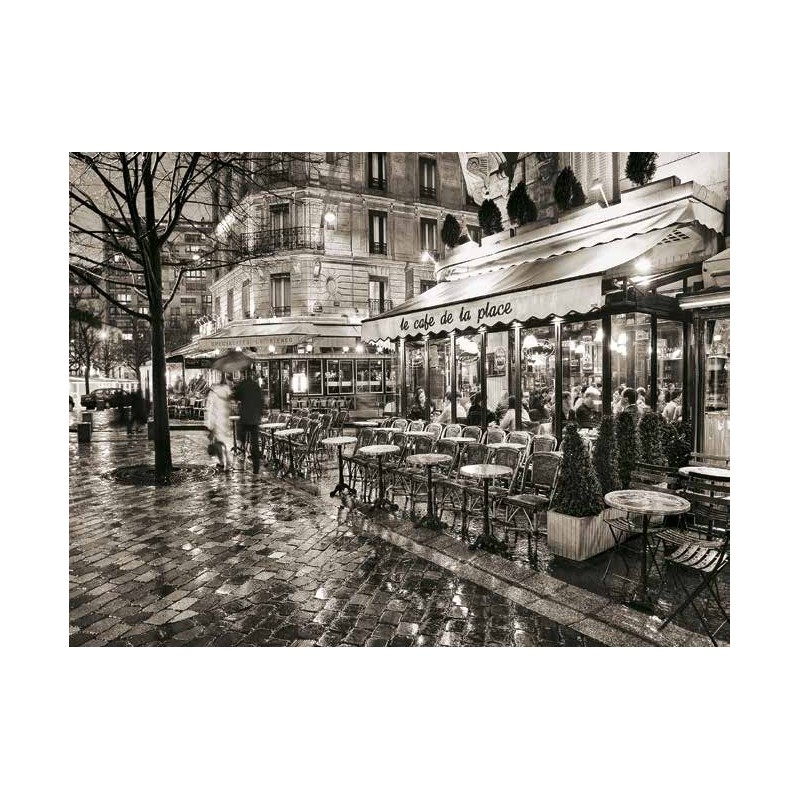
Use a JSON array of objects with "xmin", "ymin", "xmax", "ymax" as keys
[
  {"xmin": 69, "ymin": 152, "xmax": 327, "ymax": 481},
  {"xmin": 69, "ymin": 285, "xmax": 104, "ymax": 395}
]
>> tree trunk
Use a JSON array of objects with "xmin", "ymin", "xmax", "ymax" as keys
[
  {"xmin": 84, "ymin": 362, "xmax": 90, "ymax": 395},
  {"xmin": 150, "ymin": 312, "xmax": 172, "ymax": 481}
]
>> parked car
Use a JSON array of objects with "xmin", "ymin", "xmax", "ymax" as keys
[{"xmin": 80, "ymin": 388, "xmax": 131, "ymax": 409}]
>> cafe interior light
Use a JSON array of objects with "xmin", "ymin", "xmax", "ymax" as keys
[
  {"xmin": 324, "ymin": 211, "xmax": 337, "ymax": 225},
  {"xmin": 635, "ymin": 257, "xmax": 652, "ymax": 274},
  {"xmin": 268, "ymin": 344, "xmax": 276, "ymax": 353},
  {"xmin": 355, "ymin": 343, "xmax": 364, "ymax": 353},
  {"xmin": 574, "ymin": 343, "xmax": 585, "ymax": 355},
  {"xmin": 521, "ymin": 334, "xmax": 539, "ymax": 350},
  {"xmin": 291, "ymin": 372, "xmax": 308, "ymax": 393},
  {"xmin": 594, "ymin": 328, "xmax": 604, "ymax": 342},
  {"xmin": 617, "ymin": 331, "xmax": 627, "ymax": 344}
]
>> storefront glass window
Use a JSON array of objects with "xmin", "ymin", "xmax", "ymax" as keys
[
  {"xmin": 428, "ymin": 337, "xmax": 452, "ymax": 419},
  {"xmin": 485, "ymin": 331, "xmax": 507, "ymax": 419},
  {"xmin": 561, "ymin": 320, "xmax": 603, "ymax": 428},
  {"xmin": 610, "ymin": 312, "xmax": 651, "ymax": 413},
  {"xmin": 405, "ymin": 341, "xmax": 426, "ymax": 416},
  {"xmin": 520, "ymin": 323, "xmax": 555, "ymax": 430},
  {"xmin": 308, "ymin": 359, "xmax": 322, "ymax": 395},
  {"xmin": 703, "ymin": 317, "xmax": 730, "ymax": 458},
  {"xmin": 656, "ymin": 319, "xmax": 684, "ymax": 416},
  {"xmin": 456, "ymin": 334, "xmax": 481, "ymax": 412}
]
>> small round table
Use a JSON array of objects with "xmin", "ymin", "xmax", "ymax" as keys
[
  {"xmin": 604, "ymin": 489, "xmax": 691, "ymax": 611},
  {"xmin": 486, "ymin": 441, "xmax": 526, "ymax": 452},
  {"xmin": 460, "ymin": 463, "xmax": 513, "ymax": 554},
  {"xmin": 405, "ymin": 452, "xmax": 452, "ymax": 529},
  {"xmin": 358, "ymin": 444, "xmax": 400, "ymax": 513},
  {"xmin": 322, "ymin": 435, "xmax": 358, "ymax": 497},
  {"xmin": 353, "ymin": 420, "xmax": 381, "ymax": 428},
  {"xmin": 260, "ymin": 421, "xmax": 287, "ymax": 469},
  {"xmin": 274, "ymin": 428, "xmax": 304, "ymax": 478},
  {"xmin": 678, "ymin": 465, "xmax": 730, "ymax": 482}
]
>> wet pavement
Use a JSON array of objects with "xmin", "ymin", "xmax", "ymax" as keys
[{"xmin": 68, "ymin": 411, "xmax": 727, "ymax": 646}]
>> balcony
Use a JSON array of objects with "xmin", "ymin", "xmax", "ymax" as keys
[
  {"xmin": 238, "ymin": 227, "xmax": 323, "ymax": 257},
  {"xmin": 420, "ymin": 185, "xmax": 436, "ymax": 199},
  {"xmin": 368, "ymin": 177, "xmax": 387, "ymax": 191},
  {"xmin": 367, "ymin": 298, "xmax": 393, "ymax": 315},
  {"xmin": 271, "ymin": 305, "xmax": 291, "ymax": 317},
  {"xmin": 369, "ymin": 241, "xmax": 388, "ymax": 255}
]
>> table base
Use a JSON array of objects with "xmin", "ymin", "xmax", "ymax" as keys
[
  {"xmin": 469, "ymin": 533, "xmax": 509, "ymax": 556},
  {"xmin": 364, "ymin": 497, "xmax": 399, "ymax": 515},
  {"xmin": 330, "ymin": 481, "xmax": 355, "ymax": 497},
  {"xmin": 416, "ymin": 513, "xmax": 446, "ymax": 530}
]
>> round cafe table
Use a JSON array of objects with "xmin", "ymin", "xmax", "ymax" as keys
[
  {"xmin": 358, "ymin": 444, "xmax": 401, "ymax": 513},
  {"xmin": 321, "ymin": 435, "xmax": 358, "ymax": 497},
  {"xmin": 274, "ymin": 428, "xmax": 304, "ymax": 478},
  {"xmin": 460, "ymin": 463, "xmax": 513, "ymax": 554},
  {"xmin": 486, "ymin": 441, "xmax": 526, "ymax": 452},
  {"xmin": 260, "ymin": 421, "xmax": 287, "ymax": 469},
  {"xmin": 405, "ymin": 452, "xmax": 452, "ymax": 529},
  {"xmin": 353, "ymin": 420, "xmax": 381, "ymax": 428},
  {"xmin": 678, "ymin": 465, "xmax": 730, "ymax": 482},
  {"xmin": 604, "ymin": 489, "xmax": 691, "ymax": 611}
]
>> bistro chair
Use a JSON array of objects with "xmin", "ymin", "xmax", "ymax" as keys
[
  {"xmin": 389, "ymin": 434, "xmax": 434, "ymax": 517},
  {"xmin": 689, "ymin": 452, "xmax": 730, "ymax": 468},
  {"xmin": 341, "ymin": 428, "xmax": 376, "ymax": 499},
  {"xmin": 373, "ymin": 427, "xmax": 394, "ymax": 445},
  {"xmin": 407, "ymin": 420, "xmax": 425, "ymax": 433},
  {"xmin": 442, "ymin": 423, "xmax": 463, "ymax": 439},
  {"xmin": 392, "ymin": 418, "xmax": 409, "ymax": 431},
  {"xmin": 294, "ymin": 421, "xmax": 323, "ymax": 480},
  {"xmin": 484, "ymin": 427, "xmax": 506, "ymax": 445},
  {"xmin": 507, "ymin": 430, "xmax": 532, "ymax": 454},
  {"xmin": 462, "ymin": 425, "xmax": 483, "ymax": 442},
  {"xmin": 531, "ymin": 434, "xmax": 557, "ymax": 453},
  {"xmin": 503, "ymin": 451, "xmax": 562, "ymax": 562},
  {"xmin": 435, "ymin": 441, "xmax": 488, "ymax": 539},
  {"xmin": 654, "ymin": 489, "xmax": 730, "ymax": 645},
  {"xmin": 424, "ymin": 422, "xmax": 443, "ymax": 441}
]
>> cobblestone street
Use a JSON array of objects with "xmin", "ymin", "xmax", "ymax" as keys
[{"xmin": 69, "ymin": 419, "xmax": 604, "ymax": 647}]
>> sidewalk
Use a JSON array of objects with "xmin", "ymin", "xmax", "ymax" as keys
[{"xmin": 69, "ymin": 415, "xmax": 726, "ymax": 646}]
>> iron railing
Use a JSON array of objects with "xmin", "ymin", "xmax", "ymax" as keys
[
  {"xmin": 368, "ymin": 177, "xmax": 387, "ymax": 190},
  {"xmin": 270, "ymin": 305, "xmax": 291, "ymax": 317},
  {"xmin": 238, "ymin": 227, "xmax": 323, "ymax": 256},
  {"xmin": 367, "ymin": 298, "xmax": 393, "ymax": 314},
  {"xmin": 370, "ymin": 241, "xmax": 388, "ymax": 255},
  {"xmin": 420, "ymin": 185, "xmax": 436, "ymax": 199}
]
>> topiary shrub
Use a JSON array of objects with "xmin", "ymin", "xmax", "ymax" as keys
[
  {"xmin": 625, "ymin": 152, "xmax": 658, "ymax": 186},
  {"xmin": 551, "ymin": 423, "xmax": 604, "ymax": 517},
  {"xmin": 616, "ymin": 410, "xmax": 639, "ymax": 489},
  {"xmin": 593, "ymin": 415, "xmax": 621, "ymax": 495},
  {"xmin": 441, "ymin": 214, "xmax": 462, "ymax": 249},
  {"xmin": 553, "ymin": 166, "xmax": 587, "ymax": 211},
  {"xmin": 639, "ymin": 410, "xmax": 666, "ymax": 465},
  {"xmin": 478, "ymin": 199, "xmax": 503, "ymax": 235},
  {"xmin": 661, "ymin": 419, "xmax": 693, "ymax": 469},
  {"xmin": 506, "ymin": 181, "xmax": 538, "ymax": 226}
]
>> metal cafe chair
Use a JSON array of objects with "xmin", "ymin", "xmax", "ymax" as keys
[
  {"xmin": 484, "ymin": 427, "xmax": 506, "ymax": 445},
  {"xmin": 503, "ymin": 451, "xmax": 562, "ymax": 562},
  {"xmin": 442, "ymin": 423, "xmax": 463, "ymax": 439},
  {"xmin": 424, "ymin": 422, "xmax": 443, "ymax": 441},
  {"xmin": 341, "ymin": 428, "xmax": 375, "ymax": 499},
  {"xmin": 435, "ymin": 441, "xmax": 488, "ymax": 538},
  {"xmin": 462, "ymin": 425, "xmax": 483, "ymax": 442},
  {"xmin": 654, "ymin": 489, "xmax": 730, "ymax": 645},
  {"xmin": 531, "ymin": 434, "xmax": 557, "ymax": 453},
  {"xmin": 407, "ymin": 420, "xmax": 425, "ymax": 433},
  {"xmin": 392, "ymin": 418, "xmax": 409, "ymax": 431},
  {"xmin": 689, "ymin": 451, "xmax": 730, "ymax": 468},
  {"xmin": 507, "ymin": 430, "xmax": 532, "ymax": 454},
  {"xmin": 390, "ymin": 433, "xmax": 433, "ymax": 517}
]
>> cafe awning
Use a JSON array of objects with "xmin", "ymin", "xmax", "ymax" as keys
[
  {"xmin": 200, "ymin": 320, "xmax": 362, "ymax": 350},
  {"xmin": 361, "ymin": 226, "xmax": 672, "ymax": 341}
]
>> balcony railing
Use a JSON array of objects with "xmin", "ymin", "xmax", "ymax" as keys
[
  {"xmin": 370, "ymin": 241, "xmax": 388, "ymax": 255},
  {"xmin": 420, "ymin": 185, "xmax": 436, "ymax": 199},
  {"xmin": 368, "ymin": 298, "xmax": 393, "ymax": 314},
  {"xmin": 238, "ymin": 227, "xmax": 323, "ymax": 256},
  {"xmin": 368, "ymin": 177, "xmax": 387, "ymax": 190},
  {"xmin": 270, "ymin": 305, "xmax": 291, "ymax": 317}
]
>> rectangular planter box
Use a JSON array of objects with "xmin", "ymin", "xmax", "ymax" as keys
[{"xmin": 547, "ymin": 508, "xmax": 627, "ymax": 562}]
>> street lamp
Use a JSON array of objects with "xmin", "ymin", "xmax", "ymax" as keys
[{"xmin": 590, "ymin": 177, "xmax": 609, "ymax": 208}]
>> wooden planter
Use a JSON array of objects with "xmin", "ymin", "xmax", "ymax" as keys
[{"xmin": 547, "ymin": 508, "xmax": 627, "ymax": 562}]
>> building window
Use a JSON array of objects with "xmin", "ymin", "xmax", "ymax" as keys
[
  {"xmin": 203, "ymin": 294, "xmax": 212, "ymax": 306},
  {"xmin": 226, "ymin": 289, "xmax": 234, "ymax": 321},
  {"xmin": 369, "ymin": 211, "xmax": 388, "ymax": 255},
  {"xmin": 420, "ymin": 217, "xmax": 438, "ymax": 259},
  {"xmin": 368, "ymin": 276, "xmax": 391, "ymax": 315},
  {"xmin": 270, "ymin": 152, "xmax": 289, "ymax": 178},
  {"xmin": 420, "ymin": 280, "xmax": 436, "ymax": 293},
  {"xmin": 467, "ymin": 224, "xmax": 482, "ymax": 244},
  {"xmin": 214, "ymin": 296, "xmax": 221, "ymax": 320},
  {"xmin": 271, "ymin": 273, "xmax": 291, "ymax": 316},
  {"xmin": 326, "ymin": 152, "xmax": 336, "ymax": 164},
  {"xmin": 184, "ymin": 233, "xmax": 204, "ymax": 253},
  {"xmin": 242, "ymin": 279, "xmax": 251, "ymax": 319},
  {"xmin": 180, "ymin": 296, "xmax": 197, "ymax": 304},
  {"xmin": 419, "ymin": 157, "xmax": 436, "ymax": 198},
  {"xmin": 368, "ymin": 152, "xmax": 387, "ymax": 190}
]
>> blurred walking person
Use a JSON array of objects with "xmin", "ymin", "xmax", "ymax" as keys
[
  {"xmin": 206, "ymin": 375, "xmax": 234, "ymax": 471},
  {"xmin": 233, "ymin": 369, "xmax": 264, "ymax": 474}
]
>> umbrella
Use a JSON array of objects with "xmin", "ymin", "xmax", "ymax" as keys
[{"xmin": 211, "ymin": 349, "xmax": 255, "ymax": 372}]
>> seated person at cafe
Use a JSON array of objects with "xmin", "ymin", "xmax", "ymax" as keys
[
  {"xmin": 618, "ymin": 387, "xmax": 640, "ymax": 417},
  {"xmin": 499, "ymin": 395, "xmax": 531, "ymax": 432},
  {"xmin": 560, "ymin": 391, "xmax": 576, "ymax": 424},
  {"xmin": 662, "ymin": 389, "xmax": 682, "ymax": 423},
  {"xmin": 408, "ymin": 387, "xmax": 434, "ymax": 421},
  {"xmin": 437, "ymin": 391, "xmax": 467, "ymax": 425},
  {"xmin": 575, "ymin": 387, "xmax": 602, "ymax": 429},
  {"xmin": 466, "ymin": 394, "xmax": 496, "ymax": 426}
]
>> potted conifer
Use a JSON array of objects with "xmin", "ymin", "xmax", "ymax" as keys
[
  {"xmin": 616, "ymin": 409, "xmax": 639, "ymax": 489},
  {"xmin": 593, "ymin": 415, "xmax": 620, "ymax": 495},
  {"xmin": 441, "ymin": 214, "xmax": 462, "ymax": 249},
  {"xmin": 548, "ymin": 423, "xmax": 626, "ymax": 561},
  {"xmin": 506, "ymin": 181, "xmax": 538, "ymax": 228},
  {"xmin": 639, "ymin": 410, "xmax": 666, "ymax": 465},
  {"xmin": 478, "ymin": 198, "xmax": 504, "ymax": 235}
]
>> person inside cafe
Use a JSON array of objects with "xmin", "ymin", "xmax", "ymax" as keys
[
  {"xmin": 662, "ymin": 389, "xmax": 682, "ymax": 423},
  {"xmin": 575, "ymin": 386, "xmax": 601, "ymax": 429},
  {"xmin": 408, "ymin": 387, "xmax": 433, "ymax": 421},
  {"xmin": 560, "ymin": 391, "xmax": 576, "ymax": 424},
  {"xmin": 466, "ymin": 394, "xmax": 496, "ymax": 426},
  {"xmin": 436, "ymin": 391, "xmax": 468, "ymax": 425},
  {"xmin": 617, "ymin": 387, "xmax": 640, "ymax": 418},
  {"xmin": 499, "ymin": 395, "xmax": 531, "ymax": 432}
]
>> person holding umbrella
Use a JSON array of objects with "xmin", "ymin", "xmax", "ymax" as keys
[
  {"xmin": 233, "ymin": 367, "xmax": 264, "ymax": 474},
  {"xmin": 206, "ymin": 375, "xmax": 234, "ymax": 471}
]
